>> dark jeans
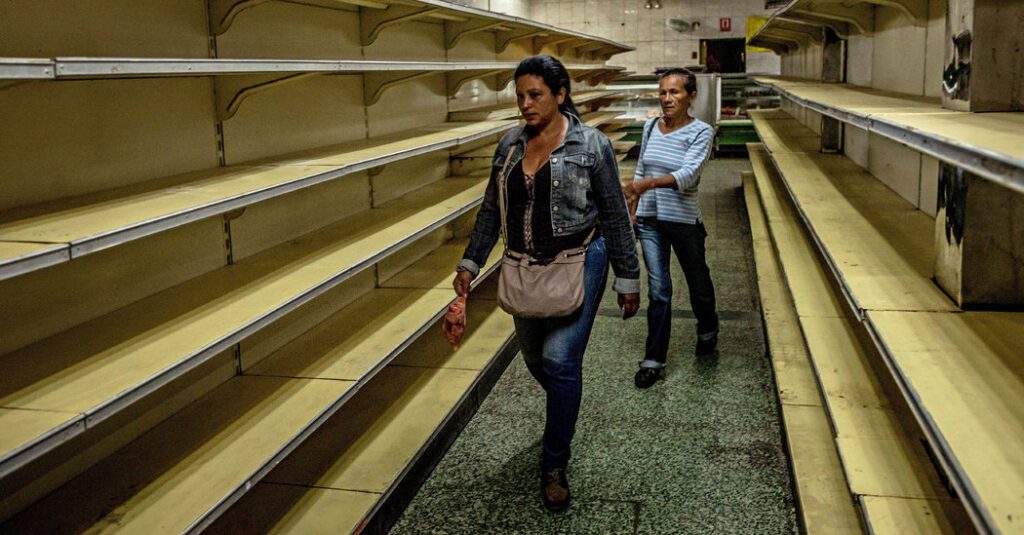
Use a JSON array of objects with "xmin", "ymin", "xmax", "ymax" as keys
[
  {"xmin": 514, "ymin": 236, "xmax": 609, "ymax": 471},
  {"xmin": 637, "ymin": 217, "xmax": 718, "ymax": 369}
]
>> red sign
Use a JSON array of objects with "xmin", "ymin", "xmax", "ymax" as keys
[{"xmin": 720, "ymin": 17, "xmax": 732, "ymax": 32}]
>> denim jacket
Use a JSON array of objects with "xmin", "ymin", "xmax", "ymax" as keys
[{"xmin": 458, "ymin": 113, "xmax": 641, "ymax": 294}]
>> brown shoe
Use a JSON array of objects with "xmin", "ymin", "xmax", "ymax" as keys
[{"xmin": 541, "ymin": 467, "xmax": 571, "ymax": 512}]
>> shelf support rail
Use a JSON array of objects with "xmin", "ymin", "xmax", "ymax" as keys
[{"xmin": 361, "ymin": 5, "xmax": 442, "ymax": 47}]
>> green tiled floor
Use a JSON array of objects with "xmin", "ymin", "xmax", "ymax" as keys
[{"xmin": 392, "ymin": 159, "xmax": 797, "ymax": 534}]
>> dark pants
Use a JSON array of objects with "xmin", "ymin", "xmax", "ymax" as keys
[
  {"xmin": 637, "ymin": 217, "xmax": 718, "ymax": 368},
  {"xmin": 514, "ymin": 237, "xmax": 609, "ymax": 470}
]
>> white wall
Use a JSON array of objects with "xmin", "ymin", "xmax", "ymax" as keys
[{"xmin": 528, "ymin": 0, "xmax": 777, "ymax": 75}]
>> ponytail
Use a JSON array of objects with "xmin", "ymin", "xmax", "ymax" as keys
[{"xmin": 560, "ymin": 94, "xmax": 579, "ymax": 118}]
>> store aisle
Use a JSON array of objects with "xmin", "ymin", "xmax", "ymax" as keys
[{"xmin": 391, "ymin": 159, "xmax": 797, "ymax": 534}]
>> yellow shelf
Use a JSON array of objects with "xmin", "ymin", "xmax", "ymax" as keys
[
  {"xmin": 8, "ymin": 237, "xmax": 505, "ymax": 533},
  {"xmin": 0, "ymin": 120, "xmax": 513, "ymax": 281},
  {"xmin": 0, "ymin": 242, "xmax": 67, "ymax": 280},
  {"xmin": 612, "ymin": 140, "xmax": 635, "ymax": 153},
  {"xmin": 260, "ymin": 298, "xmax": 515, "ymax": 533},
  {"xmin": 0, "ymin": 176, "xmax": 487, "ymax": 476},
  {"xmin": 752, "ymin": 77, "xmax": 1024, "ymax": 195},
  {"xmin": 860, "ymin": 496, "xmax": 969, "ymax": 535},
  {"xmin": 448, "ymin": 90, "xmax": 625, "ymax": 122},
  {"xmin": 753, "ymin": 110, "xmax": 1024, "ymax": 532},
  {"xmin": 580, "ymin": 110, "xmax": 622, "ymax": 129},
  {"xmin": 86, "ymin": 376, "xmax": 353, "ymax": 534},
  {"xmin": 869, "ymin": 310, "xmax": 1024, "ymax": 534},
  {"xmin": 748, "ymin": 143, "xmax": 959, "ymax": 532},
  {"xmin": 750, "ymin": 110, "xmax": 956, "ymax": 314},
  {"xmin": 742, "ymin": 169, "xmax": 862, "ymax": 534}
]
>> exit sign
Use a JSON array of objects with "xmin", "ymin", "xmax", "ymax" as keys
[{"xmin": 720, "ymin": 17, "xmax": 732, "ymax": 32}]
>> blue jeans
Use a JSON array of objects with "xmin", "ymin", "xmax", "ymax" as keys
[
  {"xmin": 514, "ymin": 236, "xmax": 609, "ymax": 471},
  {"xmin": 637, "ymin": 218, "xmax": 718, "ymax": 369}
]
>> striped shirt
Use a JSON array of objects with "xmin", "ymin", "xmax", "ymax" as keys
[{"xmin": 633, "ymin": 117, "xmax": 713, "ymax": 224}]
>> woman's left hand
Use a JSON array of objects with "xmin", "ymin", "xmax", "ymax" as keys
[
  {"xmin": 618, "ymin": 293, "xmax": 640, "ymax": 319},
  {"xmin": 622, "ymin": 180, "xmax": 644, "ymax": 199}
]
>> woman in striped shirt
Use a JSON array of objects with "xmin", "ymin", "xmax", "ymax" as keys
[{"xmin": 623, "ymin": 67, "xmax": 719, "ymax": 389}]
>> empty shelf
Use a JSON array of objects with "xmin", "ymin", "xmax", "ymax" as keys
[
  {"xmin": 748, "ymin": 143, "xmax": 966, "ymax": 532},
  {"xmin": 0, "ymin": 176, "xmax": 487, "ymax": 479},
  {"xmin": 753, "ymin": 77, "xmax": 1024, "ymax": 195},
  {"xmin": 0, "ymin": 120, "xmax": 513, "ymax": 282}
]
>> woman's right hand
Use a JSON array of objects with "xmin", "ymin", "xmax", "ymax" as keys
[
  {"xmin": 618, "ymin": 292, "xmax": 640, "ymax": 319},
  {"xmin": 453, "ymin": 270, "xmax": 474, "ymax": 297}
]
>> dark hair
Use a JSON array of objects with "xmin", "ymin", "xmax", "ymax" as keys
[
  {"xmin": 514, "ymin": 55, "xmax": 580, "ymax": 118},
  {"xmin": 656, "ymin": 67, "xmax": 697, "ymax": 95}
]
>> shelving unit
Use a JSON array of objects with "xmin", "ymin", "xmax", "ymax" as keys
[
  {"xmin": 750, "ymin": 77, "xmax": 1024, "ymax": 194},
  {"xmin": 0, "ymin": 1, "xmax": 632, "ymax": 532},
  {"xmin": 747, "ymin": 2, "xmax": 1024, "ymax": 533},
  {"xmin": 717, "ymin": 74, "xmax": 779, "ymax": 155}
]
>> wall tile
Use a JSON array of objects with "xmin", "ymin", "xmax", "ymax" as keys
[{"xmin": 527, "ymin": 0, "xmax": 775, "ymax": 74}]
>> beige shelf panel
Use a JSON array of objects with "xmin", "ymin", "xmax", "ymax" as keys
[
  {"xmin": 0, "ymin": 176, "xmax": 487, "ymax": 477},
  {"xmin": 581, "ymin": 110, "xmax": 623, "ymax": 129},
  {"xmin": 247, "ymin": 485, "xmax": 379, "ymax": 535},
  {"xmin": 752, "ymin": 78, "xmax": 1024, "ymax": 195},
  {"xmin": 379, "ymin": 242, "xmax": 501, "ymax": 290},
  {"xmin": 0, "ymin": 120, "xmax": 512, "ymax": 282},
  {"xmin": 87, "ymin": 376, "xmax": 352, "ymax": 534},
  {"xmin": 748, "ymin": 111, "xmax": 821, "ymax": 154},
  {"xmin": 860, "ymin": 496, "xmax": 971, "ymax": 535},
  {"xmin": 245, "ymin": 287, "xmax": 452, "ymax": 379},
  {"xmin": 261, "ymin": 300, "xmax": 515, "ymax": 533},
  {"xmin": 754, "ymin": 112, "xmax": 1024, "ymax": 532},
  {"xmin": 748, "ymin": 143, "xmax": 958, "ymax": 529},
  {"xmin": 750, "ymin": 0, "xmax": 937, "ymax": 47},
  {"xmin": 68, "ymin": 238, "xmax": 502, "ymax": 533},
  {"xmin": 0, "ymin": 242, "xmax": 68, "ymax": 279},
  {"xmin": 835, "ymin": 435, "xmax": 946, "ymax": 500},
  {"xmin": 0, "ymin": 408, "xmax": 80, "ymax": 462},
  {"xmin": 612, "ymin": 140, "xmax": 635, "ymax": 153},
  {"xmin": 781, "ymin": 408, "xmax": 866, "ymax": 534},
  {"xmin": 747, "ymin": 145, "xmax": 846, "ymax": 320},
  {"xmin": 448, "ymin": 90, "xmax": 626, "ymax": 122},
  {"xmin": 751, "ymin": 111, "xmax": 957, "ymax": 314},
  {"xmin": 742, "ymin": 171, "xmax": 862, "ymax": 534},
  {"xmin": 604, "ymin": 130, "xmax": 628, "ymax": 142},
  {"xmin": 208, "ymin": 0, "xmax": 634, "ymax": 59},
  {"xmin": 756, "ymin": 78, "xmax": 945, "ymax": 118},
  {"xmin": 598, "ymin": 118, "xmax": 633, "ymax": 133},
  {"xmin": 38, "ymin": 59, "xmax": 623, "ymax": 116},
  {"xmin": 249, "ymin": 242, "xmax": 500, "ymax": 378},
  {"xmin": 868, "ymin": 310, "xmax": 1024, "ymax": 534}
]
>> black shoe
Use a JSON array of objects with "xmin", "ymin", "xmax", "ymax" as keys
[
  {"xmin": 634, "ymin": 367, "xmax": 663, "ymax": 389},
  {"xmin": 541, "ymin": 468, "xmax": 571, "ymax": 512},
  {"xmin": 695, "ymin": 332, "xmax": 718, "ymax": 357}
]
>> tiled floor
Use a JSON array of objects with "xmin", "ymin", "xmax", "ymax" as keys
[{"xmin": 392, "ymin": 158, "xmax": 798, "ymax": 534}]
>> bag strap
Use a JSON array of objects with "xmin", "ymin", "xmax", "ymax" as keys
[
  {"xmin": 497, "ymin": 144, "xmax": 519, "ymax": 248},
  {"xmin": 638, "ymin": 116, "xmax": 659, "ymax": 162}
]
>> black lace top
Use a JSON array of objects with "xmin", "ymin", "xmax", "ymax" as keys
[{"xmin": 506, "ymin": 160, "xmax": 592, "ymax": 260}]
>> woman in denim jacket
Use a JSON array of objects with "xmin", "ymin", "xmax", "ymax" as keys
[{"xmin": 453, "ymin": 55, "xmax": 641, "ymax": 512}]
